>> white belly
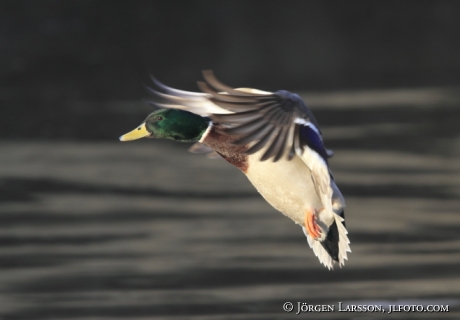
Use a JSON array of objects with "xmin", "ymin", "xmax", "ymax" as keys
[
  {"xmin": 199, "ymin": 125, "xmax": 325, "ymax": 226},
  {"xmin": 244, "ymin": 153, "xmax": 323, "ymax": 225}
]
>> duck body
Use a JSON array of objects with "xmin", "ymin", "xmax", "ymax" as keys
[
  {"xmin": 200, "ymin": 124, "xmax": 321, "ymax": 225},
  {"xmin": 120, "ymin": 71, "xmax": 350, "ymax": 269}
]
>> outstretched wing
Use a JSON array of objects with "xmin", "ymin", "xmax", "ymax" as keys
[{"xmin": 200, "ymin": 71, "xmax": 324, "ymax": 163}]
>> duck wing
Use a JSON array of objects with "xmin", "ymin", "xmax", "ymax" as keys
[{"xmin": 200, "ymin": 71, "xmax": 326, "ymax": 163}]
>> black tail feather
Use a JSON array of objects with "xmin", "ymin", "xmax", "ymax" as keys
[
  {"xmin": 320, "ymin": 209, "xmax": 346, "ymax": 262},
  {"xmin": 320, "ymin": 219, "xmax": 339, "ymax": 262}
]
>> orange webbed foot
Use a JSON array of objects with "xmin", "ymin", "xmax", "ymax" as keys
[{"xmin": 305, "ymin": 208, "xmax": 322, "ymax": 240}]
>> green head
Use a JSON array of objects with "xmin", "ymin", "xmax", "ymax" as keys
[{"xmin": 119, "ymin": 109, "xmax": 209, "ymax": 142}]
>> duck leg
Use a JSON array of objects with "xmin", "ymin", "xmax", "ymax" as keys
[{"xmin": 305, "ymin": 208, "xmax": 322, "ymax": 240}]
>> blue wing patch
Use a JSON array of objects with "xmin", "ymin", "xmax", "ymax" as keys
[{"xmin": 299, "ymin": 124, "xmax": 328, "ymax": 164}]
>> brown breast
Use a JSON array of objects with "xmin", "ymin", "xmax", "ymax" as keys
[{"xmin": 201, "ymin": 125, "xmax": 249, "ymax": 173}]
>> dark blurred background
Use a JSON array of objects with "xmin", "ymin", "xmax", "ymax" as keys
[
  {"xmin": 1, "ymin": 1, "xmax": 460, "ymax": 319},
  {"xmin": 2, "ymin": 0, "xmax": 460, "ymax": 139}
]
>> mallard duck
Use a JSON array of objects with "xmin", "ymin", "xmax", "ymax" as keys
[{"xmin": 120, "ymin": 71, "xmax": 350, "ymax": 269}]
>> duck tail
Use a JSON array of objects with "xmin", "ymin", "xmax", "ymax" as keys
[{"xmin": 303, "ymin": 209, "xmax": 351, "ymax": 270}]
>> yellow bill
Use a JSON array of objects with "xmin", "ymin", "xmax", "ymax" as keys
[{"xmin": 119, "ymin": 123, "xmax": 151, "ymax": 141}]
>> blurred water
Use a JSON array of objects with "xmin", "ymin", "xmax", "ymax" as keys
[{"xmin": 0, "ymin": 89, "xmax": 459, "ymax": 319}]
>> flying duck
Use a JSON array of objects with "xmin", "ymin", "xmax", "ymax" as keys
[{"xmin": 120, "ymin": 71, "xmax": 350, "ymax": 269}]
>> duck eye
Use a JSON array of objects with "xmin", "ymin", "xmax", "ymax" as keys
[{"xmin": 156, "ymin": 116, "xmax": 163, "ymax": 121}]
